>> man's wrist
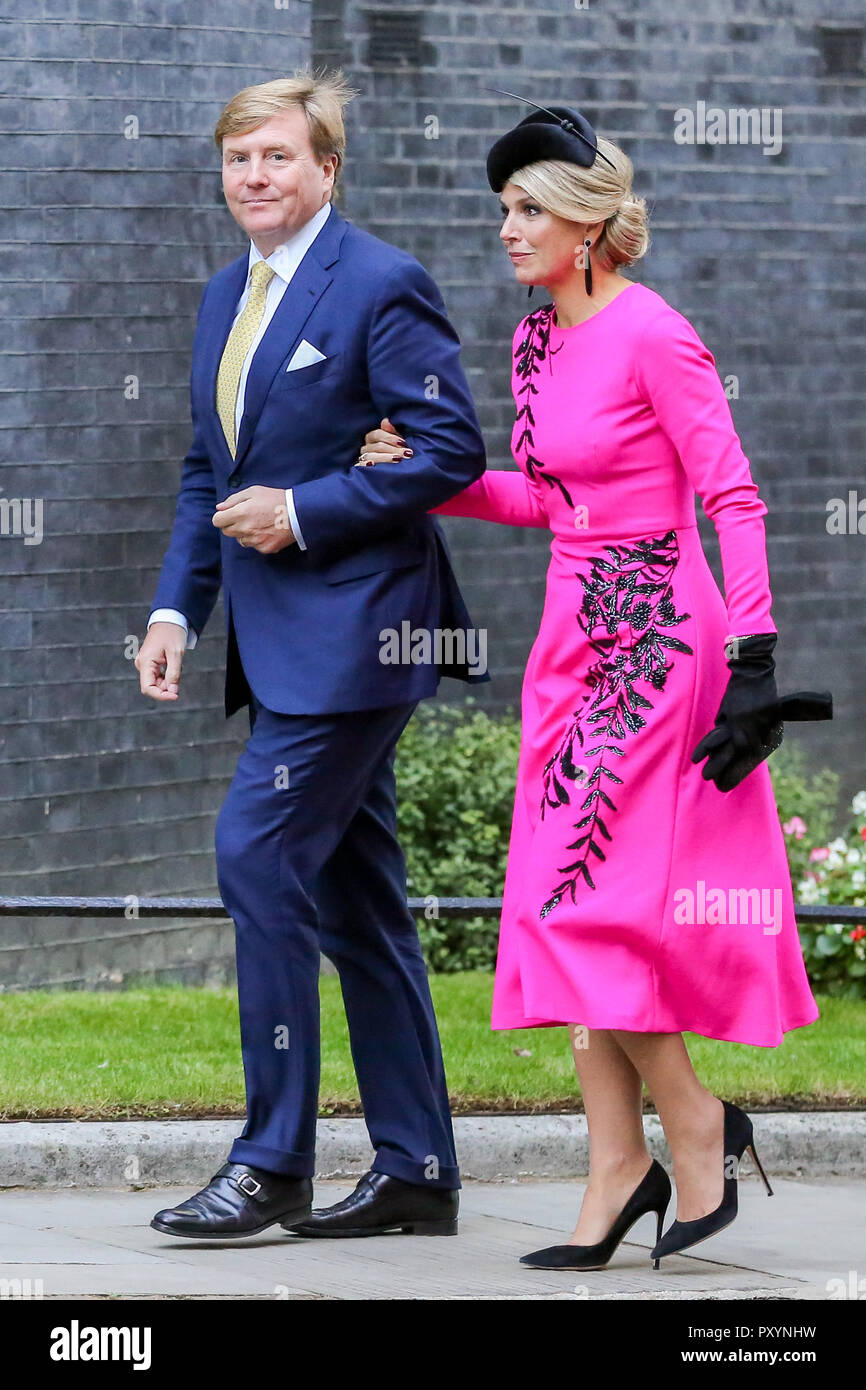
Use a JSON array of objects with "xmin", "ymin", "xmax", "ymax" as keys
[
  {"xmin": 148, "ymin": 609, "xmax": 197, "ymax": 651},
  {"xmin": 285, "ymin": 487, "xmax": 307, "ymax": 550}
]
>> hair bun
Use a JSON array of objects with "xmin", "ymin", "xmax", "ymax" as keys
[{"xmin": 603, "ymin": 192, "xmax": 650, "ymax": 268}]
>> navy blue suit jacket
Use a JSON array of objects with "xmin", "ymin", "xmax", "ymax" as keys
[{"xmin": 151, "ymin": 203, "xmax": 489, "ymax": 716}]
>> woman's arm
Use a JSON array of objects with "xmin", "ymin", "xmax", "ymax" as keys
[
  {"xmin": 634, "ymin": 308, "xmax": 776, "ymax": 637},
  {"xmin": 359, "ymin": 417, "xmax": 549, "ymax": 529},
  {"xmin": 431, "ymin": 468, "xmax": 550, "ymax": 528}
]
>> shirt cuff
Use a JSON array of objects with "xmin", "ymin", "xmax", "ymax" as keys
[
  {"xmin": 286, "ymin": 487, "xmax": 307, "ymax": 551},
  {"xmin": 148, "ymin": 608, "xmax": 198, "ymax": 651}
]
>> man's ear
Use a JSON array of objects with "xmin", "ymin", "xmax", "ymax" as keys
[{"xmin": 321, "ymin": 153, "xmax": 339, "ymax": 193}]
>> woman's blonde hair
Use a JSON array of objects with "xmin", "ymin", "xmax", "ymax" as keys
[
  {"xmin": 509, "ymin": 137, "xmax": 650, "ymax": 270},
  {"xmin": 214, "ymin": 69, "xmax": 358, "ymax": 195}
]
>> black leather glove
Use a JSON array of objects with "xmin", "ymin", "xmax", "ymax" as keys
[{"xmin": 691, "ymin": 633, "xmax": 833, "ymax": 793}]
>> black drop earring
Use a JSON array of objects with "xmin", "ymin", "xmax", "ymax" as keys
[
  {"xmin": 583, "ymin": 238, "xmax": 593, "ymax": 296},
  {"xmin": 527, "ymin": 284, "xmax": 535, "ymax": 300}
]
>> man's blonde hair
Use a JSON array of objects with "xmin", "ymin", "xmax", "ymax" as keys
[{"xmin": 214, "ymin": 69, "xmax": 358, "ymax": 194}]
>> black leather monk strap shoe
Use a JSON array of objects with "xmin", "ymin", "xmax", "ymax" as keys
[{"xmin": 150, "ymin": 1162, "xmax": 312, "ymax": 1239}]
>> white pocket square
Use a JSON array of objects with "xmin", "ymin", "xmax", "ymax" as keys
[{"xmin": 286, "ymin": 340, "xmax": 327, "ymax": 371}]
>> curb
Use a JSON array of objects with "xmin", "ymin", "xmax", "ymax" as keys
[{"xmin": 1, "ymin": 1112, "xmax": 865, "ymax": 1188}]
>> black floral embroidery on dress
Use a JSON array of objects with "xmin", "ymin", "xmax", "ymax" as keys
[
  {"xmin": 540, "ymin": 530, "xmax": 694, "ymax": 919},
  {"xmin": 513, "ymin": 306, "xmax": 574, "ymax": 508}
]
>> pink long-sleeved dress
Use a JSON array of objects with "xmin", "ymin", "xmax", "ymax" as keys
[{"xmin": 434, "ymin": 282, "xmax": 818, "ymax": 1046}]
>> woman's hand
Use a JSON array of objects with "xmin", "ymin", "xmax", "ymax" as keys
[{"xmin": 354, "ymin": 416, "xmax": 414, "ymax": 467}]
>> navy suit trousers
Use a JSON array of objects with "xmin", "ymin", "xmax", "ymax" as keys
[{"xmin": 215, "ymin": 693, "xmax": 460, "ymax": 1190}]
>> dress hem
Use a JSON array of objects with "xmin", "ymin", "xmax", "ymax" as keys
[{"xmin": 490, "ymin": 1004, "xmax": 821, "ymax": 1049}]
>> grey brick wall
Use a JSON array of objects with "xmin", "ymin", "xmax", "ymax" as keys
[
  {"xmin": 0, "ymin": 2, "xmax": 311, "ymax": 985},
  {"xmin": 317, "ymin": 0, "xmax": 865, "ymax": 792},
  {"xmin": 2, "ymin": 0, "xmax": 864, "ymax": 988}
]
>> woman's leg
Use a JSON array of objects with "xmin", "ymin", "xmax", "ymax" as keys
[
  {"xmin": 568, "ymin": 1026, "xmax": 653, "ymax": 1244},
  {"xmin": 611, "ymin": 1030, "xmax": 725, "ymax": 1222}
]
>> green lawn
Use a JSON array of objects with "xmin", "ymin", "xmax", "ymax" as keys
[{"xmin": 1, "ymin": 974, "xmax": 863, "ymax": 1120}]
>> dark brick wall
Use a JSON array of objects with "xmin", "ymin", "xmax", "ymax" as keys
[
  {"xmin": 1, "ymin": 1, "xmax": 864, "ymax": 987},
  {"xmin": 0, "ymin": 2, "xmax": 310, "ymax": 983},
  {"xmin": 315, "ymin": 0, "xmax": 865, "ymax": 794}
]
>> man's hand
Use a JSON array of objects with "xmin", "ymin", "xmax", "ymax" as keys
[
  {"xmin": 212, "ymin": 485, "xmax": 295, "ymax": 554},
  {"xmin": 135, "ymin": 622, "xmax": 187, "ymax": 702}
]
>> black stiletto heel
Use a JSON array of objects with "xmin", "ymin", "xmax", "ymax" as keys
[
  {"xmin": 651, "ymin": 1100, "xmax": 772, "ymax": 1264},
  {"xmin": 521, "ymin": 1158, "xmax": 671, "ymax": 1270},
  {"xmin": 747, "ymin": 1139, "xmax": 774, "ymax": 1196},
  {"xmin": 653, "ymin": 1206, "xmax": 665, "ymax": 1270}
]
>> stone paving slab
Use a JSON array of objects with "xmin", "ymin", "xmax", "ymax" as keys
[{"xmin": 0, "ymin": 1177, "xmax": 854, "ymax": 1300}]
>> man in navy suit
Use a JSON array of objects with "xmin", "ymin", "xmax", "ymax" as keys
[{"xmin": 136, "ymin": 72, "xmax": 487, "ymax": 1240}]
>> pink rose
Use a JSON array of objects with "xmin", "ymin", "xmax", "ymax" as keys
[
  {"xmin": 783, "ymin": 817, "xmax": 807, "ymax": 839},
  {"xmin": 809, "ymin": 847, "xmax": 830, "ymax": 863}
]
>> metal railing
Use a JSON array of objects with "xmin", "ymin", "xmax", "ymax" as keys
[{"xmin": 0, "ymin": 896, "xmax": 864, "ymax": 924}]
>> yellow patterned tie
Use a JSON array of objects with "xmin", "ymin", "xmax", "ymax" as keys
[{"xmin": 215, "ymin": 260, "xmax": 276, "ymax": 457}]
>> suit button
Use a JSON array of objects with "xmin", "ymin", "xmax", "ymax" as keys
[{"xmin": 228, "ymin": 471, "xmax": 241, "ymax": 487}]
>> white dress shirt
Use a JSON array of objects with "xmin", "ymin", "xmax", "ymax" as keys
[{"xmin": 149, "ymin": 200, "xmax": 333, "ymax": 647}]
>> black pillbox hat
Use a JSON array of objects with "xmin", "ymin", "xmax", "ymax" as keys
[{"xmin": 487, "ymin": 101, "xmax": 616, "ymax": 192}]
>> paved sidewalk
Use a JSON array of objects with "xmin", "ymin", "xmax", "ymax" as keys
[{"xmin": 0, "ymin": 1177, "xmax": 859, "ymax": 1300}]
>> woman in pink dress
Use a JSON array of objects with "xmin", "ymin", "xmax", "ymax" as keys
[{"xmin": 360, "ymin": 102, "xmax": 830, "ymax": 1270}]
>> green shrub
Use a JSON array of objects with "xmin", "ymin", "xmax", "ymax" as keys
[
  {"xmin": 768, "ymin": 745, "xmax": 840, "ymax": 885},
  {"xmin": 787, "ymin": 791, "xmax": 866, "ymax": 999},
  {"xmin": 396, "ymin": 700, "xmax": 519, "ymax": 972}
]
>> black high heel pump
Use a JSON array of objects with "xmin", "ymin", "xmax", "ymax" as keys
[
  {"xmin": 520, "ymin": 1158, "xmax": 672, "ymax": 1271},
  {"xmin": 651, "ymin": 1099, "xmax": 773, "ymax": 1264}
]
